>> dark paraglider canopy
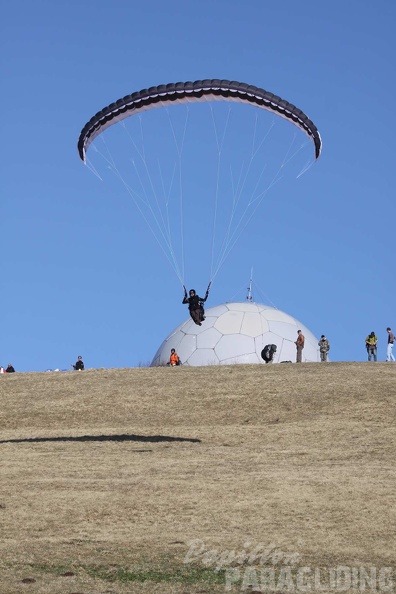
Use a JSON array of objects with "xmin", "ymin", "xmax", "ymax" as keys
[
  {"xmin": 78, "ymin": 79, "xmax": 322, "ymax": 163},
  {"xmin": 77, "ymin": 79, "xmax": 322, "ymax": 290}
]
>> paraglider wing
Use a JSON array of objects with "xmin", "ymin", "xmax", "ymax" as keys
[{"xmin": 78, "ymin": 79, "xmax": 322, "ymax": 163}]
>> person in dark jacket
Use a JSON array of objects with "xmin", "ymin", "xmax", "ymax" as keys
[
  {"xmin": 183, "ymin": 284, "xmax": 210, "ymax": 326},
  {"xmin": 72, "ymin": 356, "xmax": 85, "ymax": 371},
  {"xmin": 261, "ymin": 344, "xmax": 277, "ymax": 364},
  {"xmin": 5, "ymin": 364, "xmax": 15, "ymax": 373},
  {"xmin": 386, "ymin": 327, "xmax": 395, "ymax": 362}
]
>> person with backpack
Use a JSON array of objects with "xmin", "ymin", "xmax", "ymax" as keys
[
  {"xmin": 365, "ymin": 332, "xmax": 378, "ymax": 362},
  {"xmin": 261, "ymin": 344, "xmax": 277, "ymax": 364}
]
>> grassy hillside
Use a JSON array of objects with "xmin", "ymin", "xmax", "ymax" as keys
[{"xmin": 1, "ymin": 362, "xmax": 395, "ymax": 593}]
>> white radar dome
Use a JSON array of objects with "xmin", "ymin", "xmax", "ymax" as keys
[{"xmin": 151, "ymin": 302, "xmax": 320, "ymax": 366}]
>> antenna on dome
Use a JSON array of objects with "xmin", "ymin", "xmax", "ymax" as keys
[{"xmin": 246, "ymin": 268, "xmax": 253, "ymax": 302}]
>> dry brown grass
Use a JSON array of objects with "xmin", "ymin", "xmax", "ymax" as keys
[{"xmin": 0, "ymin": 362, "xmax": 395, "ymax": 593}]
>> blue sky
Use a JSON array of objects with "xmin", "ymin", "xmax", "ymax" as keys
[{"xmin": 2, "ymin": 0, "xmax": 395, "ymax": 371}]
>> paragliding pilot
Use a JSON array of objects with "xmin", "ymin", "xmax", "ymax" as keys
[
  {"xmin": 261, "ymin": 344, "xmax": 277, "ymax": 364},
  {"xmin": 183, "ymin": 283, "xmax": 211, "ymax": 326}
]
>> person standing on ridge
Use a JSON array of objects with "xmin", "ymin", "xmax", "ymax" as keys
[
  {"xmin": 318, "ymin": 335, "xmax": 330, "ymax": 362},
  {"xmin": 365, "ymin": 332, "xmax": 378, "ymax": 362},
  {"xmin": 386, "ymin": 327, "xmax": 395, "ymax": 362},
  {"xmin": 72, "ymin": 356, "xmax": 85, "ymax": 371},
  {"xmin": 295, "ymin": 330, "xmax": 305, "ymax": 363}
]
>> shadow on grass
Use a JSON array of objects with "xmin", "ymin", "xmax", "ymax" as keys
[{"xmin": 0, "ymin": 433, "xmax": 201, "ymax": 445}]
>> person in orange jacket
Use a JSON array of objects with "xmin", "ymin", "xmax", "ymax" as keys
[{"xmin": 168, "ymin": 348, "xmax": 181, "ymax": 366}]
